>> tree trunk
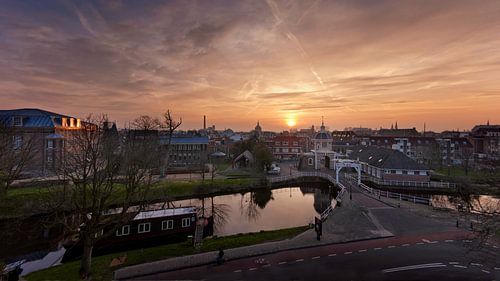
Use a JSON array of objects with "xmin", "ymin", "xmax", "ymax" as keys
[{"xmin": 80, "ymin": 237, "xmax": 93, "ymax": 280}]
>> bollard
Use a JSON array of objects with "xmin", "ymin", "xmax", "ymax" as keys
[{"xmin": 456, "ymin": 220, "xmax": 459, "ymax": 228}]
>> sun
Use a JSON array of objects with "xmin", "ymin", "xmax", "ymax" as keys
[{"xmin": 286, "ymin": 118, "xmax": 297, "ymax": 127}]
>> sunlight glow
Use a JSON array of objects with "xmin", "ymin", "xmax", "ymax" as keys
[{"xmin": 286, "ymin": 118, "xmax": 297, "ymax": 127}]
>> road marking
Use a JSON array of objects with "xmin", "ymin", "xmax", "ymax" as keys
[
  {"xmin": 388, "ymin": 245, "xmax": 396, "ymax": 248},
  {"xmin": 481, "ymin": 270, "xmax": 490, "ymax": 274},
  {"xmin": 383, "ymin": 263, "xmax": 447, "ymax": 273},
  {"xmin": 463, "ymin": 240, "xmax": 472, "ymax": 243},
  {"xmin": 449, "ymin": 262, "xmax": 459, "ymax": 265},
  {"xmin": 453, "ymin": 265, "xmax": 467, "ymax": 269},
  {"xmin": 358, "ymin": 249, "xmax": 367, "ymax": 253},
  {"xmin": 428, "ymin": 241, "xmax": 438, "ymax": 244},
  {"xmin": 278, "ymin": 261, "xmax": 287, "ymax": 265},
  {"xmin": 263, "ymin": 264, "xmax": 271, "ymax": 268},
  {"xmin": 416, "ymin": 242, "xmax": 425, "ymax": 245},
  {"xmin": 312, "ymin": 256, "xmax": 320, "ymax": 260},
  {"xmin": 471, "ymin": 263, "xmax": 483, "ymax": 267},
  {"xmin": 445, "ymin": 240, "xmax": 454, "ymax": 243},
  {"xmin": 328, "ymin": 253, "xmax": 337, "ymax": 257},
  {"xmin": 295, "ymin": 259, "xmax": 304, "ymax": 262},
  {"xmin": 233, "ymin": 270, "xmax": 242, "ymax": 273},
  {"xmin": 494, "ymin": 267, "xmax": 500, "ymax": 270},
  {"xmin": 249, "ymin": 267, "xmax": 257, "ymax": 271},
  {"xmin": 344, "ymin": 251, "xmax": 352, "ymax": 255},
  {"xmin": 374, "ymin": 247, "xmax": 382, "ymax": 251},
  {"xmin": 402, "ymin": 244, "xmax": 410, "ymax": 247},
  {"xmin": 493, "ymin": 245, "xmax": 499, "ymax": 249}
]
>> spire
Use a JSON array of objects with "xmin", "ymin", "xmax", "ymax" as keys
[
  {"xmin": 395, "ymin": 121, "xmax": 398, "ymax": 130},
  {"xmin": 320, "ymin": 116, "xmax": 325, "ymax": 131},
  {"xmin": 487, "ymin": 120, "xmax": 490, "ymax": 126},
  {"xmin": 391, "ymin": 123, "xmax": 394, "ymax": 130}
]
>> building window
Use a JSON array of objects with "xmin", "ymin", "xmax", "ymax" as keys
[
  {"xmin": 13, "ymin": 135, "xmax": 22, "ymax": 149},
  {"xmin": 116, "ymin": 225, "xmax": 130, "ymax": 236},
  {"xmin": 308, "ymin": 158, "xmax": 313, "ymax": 165},
  {"xmin": 293, "ymin": 142, "xmax": 298, "ymax": 146},
  {"xmin": 12, "ymin": 116, "xmax": 22, "ymax": 127},
  {"xmin": 46, "ymin": 155, "xmax": 53, "ymax": 164},
  {"xmin": 182, "ymin": 218, "xmax": 191, "ymax": 228},
  {"xmin": 138, "ymin": 222, "xmax": 151, "ymax": 233},
  {"xmin": 162, "ymin": 220, "xmax": 174, "ymax": 230},
  {"xmin": 283, "ymin": 141, "xmax": 288, "ymax": 146},
  {"xmin": 275, "ymin": 142, "xmax": 280, "ymax": 146},
  {"xmin": 47, "ymin": 139, "xmax": 54, "ymax": 149},
  {"xmin": 402, "ymin": 170, "xmax": 408, "ymax": 174}
]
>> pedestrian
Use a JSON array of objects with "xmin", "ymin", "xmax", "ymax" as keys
[{"xmin": 216, "ymin": 248, "xmax": 225, "ymax": 265}]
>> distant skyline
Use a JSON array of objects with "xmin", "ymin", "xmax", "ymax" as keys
[{"xmin": 1, "ymin": 0, "xmax": 499, "ymax": 131}]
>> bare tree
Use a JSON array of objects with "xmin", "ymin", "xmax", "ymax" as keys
[
  {"xmin": 0, "ymin": 123, "xmax": 37, "ymax": 199},
  {"xmin": 459, "ymin": 147, "xmax": 474, "ymax": 176},
  {"xmin": 131, "ymin": 115, "xmax": 161, "ymax": 131},
  {"xmin": 160, "ymin": 110, "xmax": 182, "ymax": 177},
  {"xmin": 44, "ymin": 116, "xmax": 156, "ymax": 280}
]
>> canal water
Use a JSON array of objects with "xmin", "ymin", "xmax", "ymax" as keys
[
  {"xmin": 169, "ymin": 186, "xmax": 336, "ymax": 236},
  {"xmin": 1, "ymin": 185, "xmax": 336, "ymax": 275}
]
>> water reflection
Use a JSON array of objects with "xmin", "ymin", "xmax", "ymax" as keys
[{"xmin": 172, "ymin": 186, "xmax": 336, "ymax": 236}]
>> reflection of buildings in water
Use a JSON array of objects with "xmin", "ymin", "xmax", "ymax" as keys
[{"xmin": 313, "ymin": 188, "xmax": 334, "ymax": 214}]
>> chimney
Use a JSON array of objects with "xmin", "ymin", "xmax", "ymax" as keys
[{"xmin": 203, "ymin": 115, "xmax": 206, "ymax": 130}]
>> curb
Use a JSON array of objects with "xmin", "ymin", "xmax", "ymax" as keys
[{"xmin": 114, "ymin": 234, "xmax": 394, "ymax": 280}]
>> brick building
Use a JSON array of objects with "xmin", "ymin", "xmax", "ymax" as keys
[
  {"xmin": 266, "ymin": 135, "xmax": 307, "ymax": 160},
  {"xmin": 0, "ymin": 108, "xmax": 86, "ymax": 176}
]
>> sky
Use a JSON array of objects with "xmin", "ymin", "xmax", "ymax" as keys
[{"xmin": 0, "ymin": 0, "xmax": 499, "ymax": 132}]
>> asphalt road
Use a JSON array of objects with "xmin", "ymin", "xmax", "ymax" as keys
[{"xmin": 132, "ymin": 235, "xmax": 499, "ymax": 281}]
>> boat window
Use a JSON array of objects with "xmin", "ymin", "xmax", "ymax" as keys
[
  {"xmin": 138, "ymin": 223, "xmax": 151, "ymax": 233},
  {"xmin": 162, "ymin": 220, "xmax": 174, "ymax": 230},
  {"xmin": 116, "ymin": 225, "xmax": 130, "ymax": 236},
  {"xmin": 182, "ymin": 217, "xmax": 191, "ymax": 228}
]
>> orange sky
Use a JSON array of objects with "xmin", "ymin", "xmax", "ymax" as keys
[{"xmin": 0, "ymin": 0, "xmax": 499, "ymax": 131}]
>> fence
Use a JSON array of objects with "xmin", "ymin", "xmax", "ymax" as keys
[{"xmin": 361, "ymin": 175, "xmax": 455, "ymax": 189}]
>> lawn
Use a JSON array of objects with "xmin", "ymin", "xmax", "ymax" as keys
[
  {"xmin": 433, "ymin": 167, "xmax": 500, "ymax": 184},
  {"xmin": 26, "ymin": 226, "xmax": 308, "ymax": 281}
]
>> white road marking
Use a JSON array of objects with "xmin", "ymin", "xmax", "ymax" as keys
[
  {"xmin": 445, "ymin": 240, "xmax": 454, "ymax": 243},
  {"xmin": 233, "ymin": 270, "xmax": 242, "ymax": 273},
  {"xmin": 344, "ymin": 251, "xmax": 352, "ymax": 255},
  {"xmin": 402, "ymin": 244, "xmax": 410, "ymax": 247},
  {"xmin": 249, "ymin": 267, "xmax": 257, "ymax": 271},
  {"xmin": 453, "ymin": 265, "xmax": 467, "ymax": 269},
  {"xmin": 278, "ymin": 261, "xmax": 287, "ymax": 265},
  {"xmin": 481, "ymin": 270, "xmax": 490, "ymax": 274},
  {"xmin": 358, "ymin": 249, "xmax": 367, "ymax": 253},
  {"xmin": 312, "ymin": 256, "xmax": 320, "ymax": 260},
  {"xmin": 295, "ymin": 259, "xmax": 304, "ymax": 262},
  {"xmin": 383, "ymin": 263, "xmax": 447, "ymax": 273},
  {"xmin": 388, "ymin": 245, "xmax": 396, "ymax": 248},
  {"xmin": 471, "ymin": 263, "xmax": 483, "ymax": 267},
  {"xmin": 328, "ymin": 253, "xmax": 337, "ymax": 257},
  {"xmin": 449, "ymin": 262, "xmax": 459, "ymax": 265},
  {"xmin": 463, "ymin": 240, "xmax": 472, "ymax": 243},
  {"xmin": 263, "ymin": 264, "xmax": 271, "ymax": 268},
  {"xmin": 422, "ymin": 239, "xmax": 431, "ymax": 243},
  {"xmin": 494, "ymin": 267, "xmax": 500, "ymax": 270},
  {"xmin": 493, "ymin": 245, "xmax": 498, "ymax": 249},
  {"xmin": 428, "ymin": 241, "xmax": 438, "ymax": 244},
  {"xmin": 374, "ymin": 247, "xmax": 382, "ymax": 251},
  {"xmin": 416, "ymin": 242, "xmax": 425, "ymax": 245}
]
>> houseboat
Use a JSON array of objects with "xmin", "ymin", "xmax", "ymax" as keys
[{"xmin": 63, "ymin": 207, "xmax": 197, "ymax": 260}]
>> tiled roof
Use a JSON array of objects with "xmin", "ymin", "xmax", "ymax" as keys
[
  {"xmin": 349, "ymin": 146, "xmax": 429, "ymax": 170},
  {"xmin": 0, "ymin": 108, "xmax": 74, "ymax": 128}
]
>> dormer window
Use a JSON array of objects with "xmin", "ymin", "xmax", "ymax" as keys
[
  {"xmin": 61, "ymin": 117, "xmax": 68, "ymax": 127},
  {"xmin": 70, "ymin": 118, "xmax": 75, "ymax": 127},
  {"xmin": 12, "ymin": 116, "xmax": 22, "ymax": 127}
]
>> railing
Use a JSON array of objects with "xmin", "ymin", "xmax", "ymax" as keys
[
  {"xmin": 267, "ymin": 171, "xmax": 338, "ymax": 185},
  {"xmin": 361, "ymin": 175, "xmax": 456, "ymax": 189},
  {"xmin": 357, "ymin": 182, "xmax": 431, "ymax": 206}
]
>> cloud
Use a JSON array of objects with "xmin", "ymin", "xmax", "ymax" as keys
[{"xmin": 0, "ymin": 0, "xmax": 499, "ymax": 130}]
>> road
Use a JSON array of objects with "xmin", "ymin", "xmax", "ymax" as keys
[{"xmin": 132, "ymin": 234, "xmax": 499, "ymax": 280}]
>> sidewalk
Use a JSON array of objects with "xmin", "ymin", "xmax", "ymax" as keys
[{"xmin": 114, "ymin": 190, "xmax": 394, "ymax": 280}]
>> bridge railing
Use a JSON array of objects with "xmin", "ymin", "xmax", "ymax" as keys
[
  {"xmin": 361, "ymin": 175, "xmax": 455, "ymax": 189},
  {"xmin": 348, "ymin": 175, "xmax": 431, "ymax": 206}
]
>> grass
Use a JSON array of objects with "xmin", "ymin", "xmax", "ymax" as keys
[
  {"xmin": 26, "ymin": 226, "xmax": 308, "ymax": 281},
  {"xmin": 433, "ymin": 167, "xmax": 500, "ymax": 184}
]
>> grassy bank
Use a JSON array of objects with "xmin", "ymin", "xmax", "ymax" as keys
[
  {"xmin": 26, "ymin": 226, "xmax": 308, "ymax": 281},
  {"xmin": 433, "ymin": 167, "xmax": 500, "ymax": 185},
  {"xmin": 0, "ymin": 177, "xmax": 263, "ymax": 219}
]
